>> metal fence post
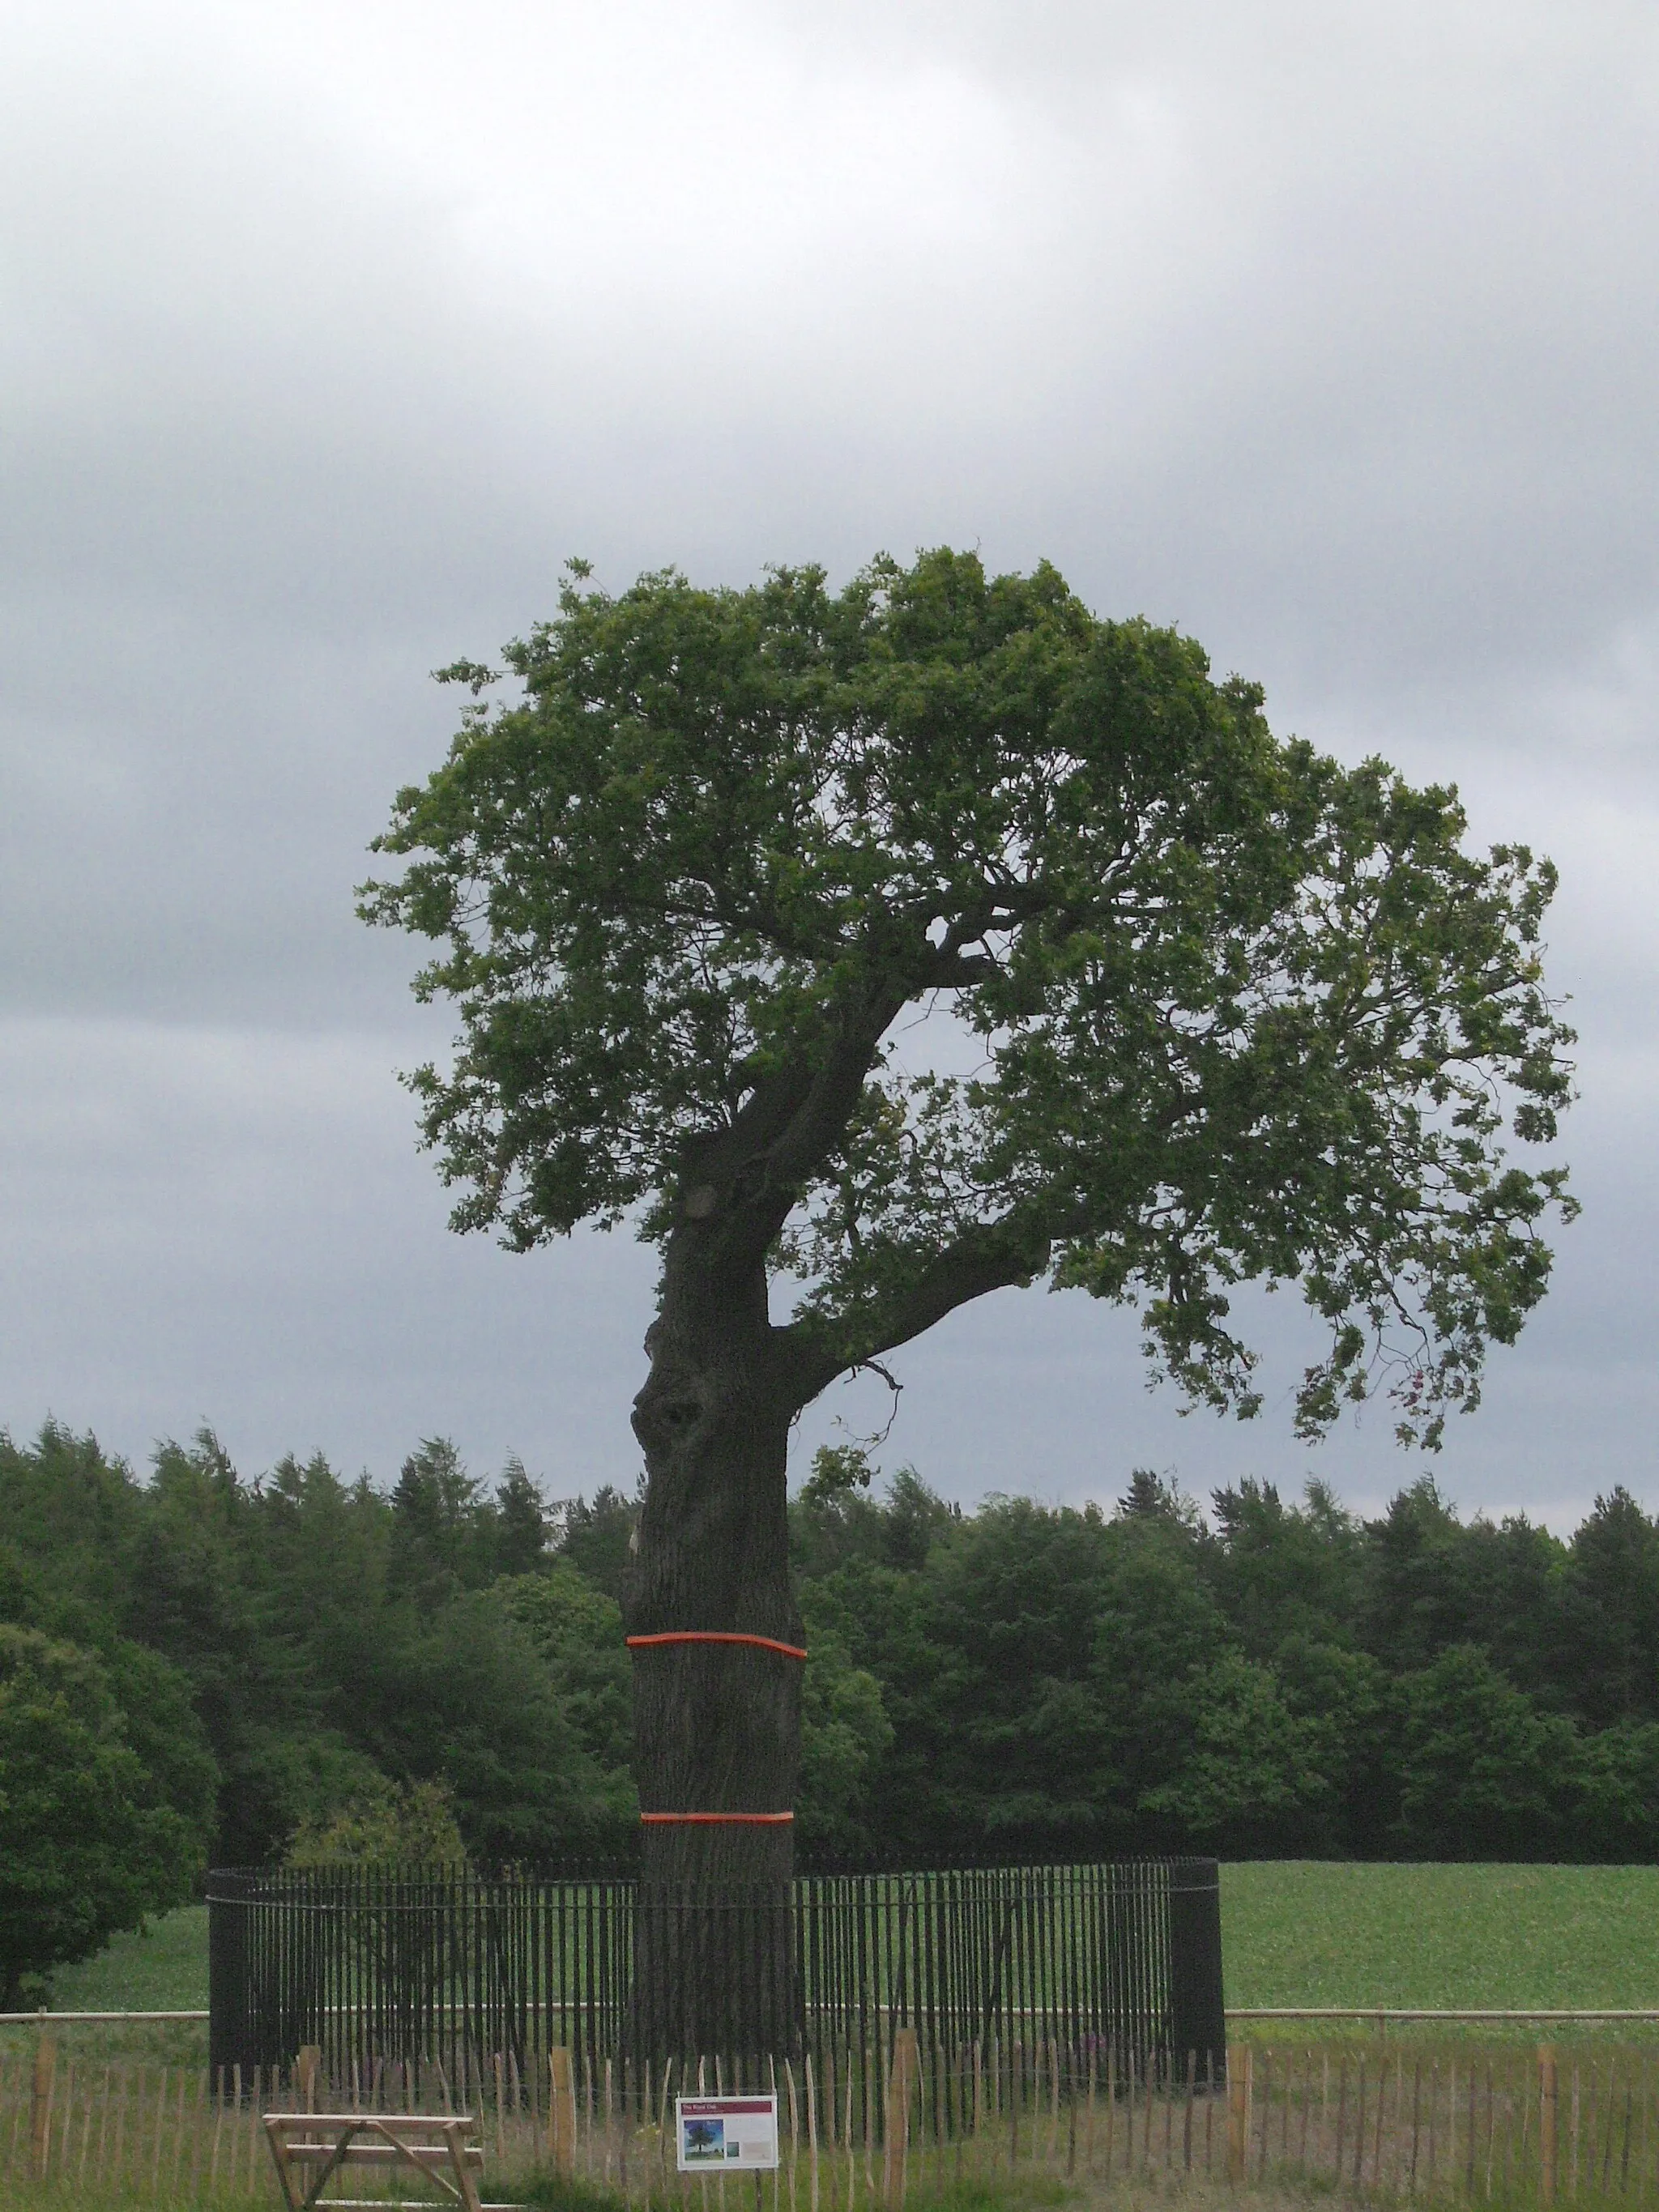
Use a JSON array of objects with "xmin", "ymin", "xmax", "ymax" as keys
[
  {"xmin": 207, "ymin": 1869, "xmax": 252, "ymax": 2081},
  {"xmin": 1167, "ymin": 1859, "xmax": 1226, "ymax": 2086}
]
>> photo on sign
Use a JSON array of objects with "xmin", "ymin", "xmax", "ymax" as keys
[{"xmin": 683, "ymin": 2116, "xmax": 727, "ymax": 2162}]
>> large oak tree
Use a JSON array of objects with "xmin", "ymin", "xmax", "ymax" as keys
[{"xmin": 361, "ymin": 548, "xmax": 1573, "ymax": 2032}]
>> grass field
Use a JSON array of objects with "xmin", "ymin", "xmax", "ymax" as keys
[
  {"xmin": 1220, "ymin": 1863, "xmax": 1659, "ymax": 2011},
  {"xmin": 25, "ymin": 1864, "xmax": 1659, "ymax": 2025},
  {"xmin": 44, "ymin": 1907, "xmax": 209, "ymax": 2013}
]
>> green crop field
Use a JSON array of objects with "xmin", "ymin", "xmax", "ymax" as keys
[
  {"xmin": 1221, "ymin": 1863, "xmax": 1659, "ymax": 2011},
  {"xmin": 26, "ymin": 1865, "xmax": 1659, "ymax": 2023}
]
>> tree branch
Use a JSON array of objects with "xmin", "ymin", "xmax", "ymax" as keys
[
  {"xmin": 669, "ymin": 1000, "xmax": 900, "ymax": 1281},
  {"xmin": 774, "ymin": 1210, "xmax": 1060, "ymax": 1408}
]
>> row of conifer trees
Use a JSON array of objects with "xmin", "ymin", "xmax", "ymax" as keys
[{"xmin": 3, "ymin": 1417, "xmax": 1657, "ymax": 2001}]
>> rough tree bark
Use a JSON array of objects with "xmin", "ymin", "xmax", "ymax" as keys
[{"xmin": 625, "ymin": 1208, "xmax": 807, "ymax": 2058}]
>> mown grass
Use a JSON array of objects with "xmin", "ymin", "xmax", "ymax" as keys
[
  {"xmin": 0, "ymin": 2190, "xmax": 1648, "ymax": 2212},
  {"xmin": 463, "ymin": 2172, "xmax": 1081, "ymax": 2212},
  {"xmin": 0, "ymin": 1908, "xmax": 211, "ymax": 2069},
  {"xmin": 6, "ymin": 2176, "xmax": 1639, "ymax": 2212},
  {"xmin": 1220, "ymin": 1865, "xmax": 1659, "ymax": 2011},
  {"xmin": 0, "ymin": 2190, "xmax": 270, "ymax": 2212},
  {"xmin": 45, "ymin": 1907, "xmax": 209, "ymax": 2013}
]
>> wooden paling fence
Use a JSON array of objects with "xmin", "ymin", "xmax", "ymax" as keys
[{"xmin": 3, "ymin": 2032, "xmax": 1657, "ymax": 2204}]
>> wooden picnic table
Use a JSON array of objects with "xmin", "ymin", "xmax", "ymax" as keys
[{"xmin": 262, "ymin": 2109, "xmax": 517, "ymax": 2212}]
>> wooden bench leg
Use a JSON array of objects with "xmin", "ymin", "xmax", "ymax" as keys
[
  {"xmin": 445, "ymin": 2117, "xmax": 484, "ymax": 2212},
  {"xmin": 298, "ymin": 2121, "xmax": 370, "ymax": 2211},
  {"xmin": 262, "ymin": 2118, "xmax": 301, "ymax": 2212}
]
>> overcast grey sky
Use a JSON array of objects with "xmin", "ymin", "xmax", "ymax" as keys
[{"xmin": 3, "ymin": 0, "xmax": 1656, "ymax": 1528}]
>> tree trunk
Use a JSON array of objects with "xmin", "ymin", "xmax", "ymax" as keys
[{"xmin": 626, "ymin": 1234, "xmax": 804, "ymax": 2060}]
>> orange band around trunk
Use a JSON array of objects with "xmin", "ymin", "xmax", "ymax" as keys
[
  {"xmin": 626, "ymin": 1631, "xmax": 807, "ymax": 1661},
  {"xmin": 638, "ymin": 1811, "xmax": 795, "ymax": 1825}
]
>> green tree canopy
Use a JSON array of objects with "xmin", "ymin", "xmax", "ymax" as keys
[
  {"xmin": 7, "ymin": 1419, "xmax": 1659, "ymax": 1874},
  {"xmin": 363, "ymin": 547, "xmax": 1575, "ymax": 1447},
  {"xmin": 500, "ymin": 1559, "xmax": 638, "ymax": 1836},
  {"xmin": 0, "ymin": 1626, "xmax": 207, "ymax": 2005},
  {"xmin": 494, "ymin": 1456, "xmax": 551, "ymax": 1577}
]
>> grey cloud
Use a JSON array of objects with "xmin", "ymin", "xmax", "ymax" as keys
[{"xmin": 2, "ymin": 0, "xmax": 1655, "ymax": 1515}]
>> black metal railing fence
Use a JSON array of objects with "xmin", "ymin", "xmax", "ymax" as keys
[{"xmin": 208, "ymin": 1859, "xmax": 1224, "ymax": 2102}]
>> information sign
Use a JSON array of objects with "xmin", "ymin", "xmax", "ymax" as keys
[{"xmin": 676, "ymin": 2095, "xmax": 780, "ymax": 2171}]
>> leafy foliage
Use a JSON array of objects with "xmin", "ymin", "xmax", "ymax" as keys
[
  {"xmin": 788, "ymin": 1459, "xmax": 1659, "ymax": 1865},
  {"xmin": 0, "ymin": 1424, "xmax": 633, "ymax": 1887},
  {"xmin": 554, "ymin": 1485, "xmax": 640, "ymax": 1604},
  {"xmin": 0, "ymin": 1626, "xmax": 208, "ymax": 2006},
  {"xmin": 362, "ymin": 548, "xmax": 1576, "ymax": 1445},
  {"xmin": 498, "ymin": 1562, "xmax": 637, "ymax": 1831},
  {"xmin": 288, "ymin": 1776, "xmax": 468, "ymax": 1865},
  {"xmin": 9, "ymin": 1413, "xmax": 1659, "ymax": 1941},
  {"xmin": 795, "ymin": 1626, "xmax": 893, "ymax": 1860}
]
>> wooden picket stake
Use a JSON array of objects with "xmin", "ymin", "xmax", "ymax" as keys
[
  {"xmin": 248, "ymin": 2064, "xmax": 263, "ymax": 2197},
  {"xmin": 603, "ymin": 2056, "xmax": 614, "ymax": 2188},
  {"xmin": 549, "ymin": 2046, "xmax": 578, "ymax": 2172},
  {"xmin": 83, "ymin": 2065, "xmax": 106, "ymax": 2184},
  {"xmin": 56, "ymin": 2056, "xmax": 75, "ymax": 2175},
  {"xmin": 30, "ymin": 2032, "xmax": 56, "ymax": 2179},
  {"xmin": 1541, "ymin": 2046, "xmax": 1559, "ymax": 2207},
  {"xmin": 882, "ymin": 2030, "xmax": 918, "ymax": 2210},
  {"xmin": 182, "ymin": 2067, "xmax": 206, "ymax": 2201},
  {"xmin": 871, "ymin": 2035, "xmax": 885, "ymax": 2194},
  {"xmin": 656, "ymin": 2054, "xmax": 674, "ymax": 2201},
  {"xmin": 150, "ymin": 2065, "xmax": 168, "ymax": 2196},
  {"xmin": 1083, "ymin": 2043, "xmax": 1096, "ymax": 2178},
  {"xmin": 7, "ymin": 2052, "xmax": 23, "ymax": 2176},
  {"xmin": 805, "ymin": 2045, "xmax": 820, "ymax": 2212},
  {"xmin": 1227, "ymin": 2045, "xmax": 1252, "ymax": 2184},
  {"xmin": 783, "ymin": 2056, "xmax": 799, "ymax": 2212}
]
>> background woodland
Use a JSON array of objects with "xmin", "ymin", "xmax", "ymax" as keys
[{"xmin": 4, "ymin": 1421, "xmax": 1658, "ymax": 1998}]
